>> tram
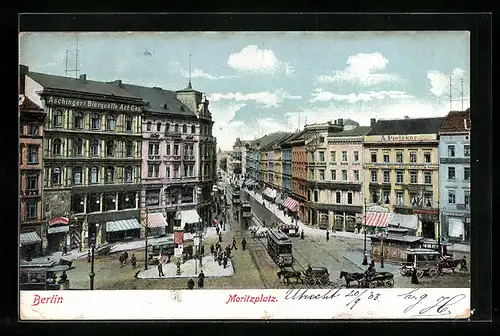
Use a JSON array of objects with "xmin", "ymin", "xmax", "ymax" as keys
[{"xmin": 267, "ymin": 229, "xmax": 294, "ymax": 267}]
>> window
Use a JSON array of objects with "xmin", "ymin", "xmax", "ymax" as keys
[
  {"xmin": 371, "ymin": 153, "xmax": 377, "ymax": 163},
  {"xmin": 28, "ymin": 124, "xmax": 39, "ymax": 135},
  {"xmin": 448, "ymin": 167, "xmax": 456, "ymax": 180},
  {"xmin": 191, "ymin": 125, "xmax": 196, "ymax": 134},
  {"xmin": 424, "ymin": 192, "xmax": 432, "ymax": 207},
  {"xmin": 383, "ymin": 190, "xmax": 390, "ymax": 204},
  {"xmin": 354, "ymin": 170, "xmax": 359, "ymax": 181},
  {"xmin": 331, "ymin": 170, "xmax": 336, "ymax": 180},
  {"xmin": 73, "ymin": 138, "xmax": 83, "ymax": 156},
  {"xmin": 166, "ymin": 144, "xmax": 171, "ymax": 155},
  {"xmin": 73, "ymin": 167, "xmax": 82, "ymax": 185},
  {"xmin": 174, "ymin": 144, "xmax": 179, "ymax": 156},
  {"xmin": 126, "ymin": 141, "xmax": 133, "ymax": 157},
  {"xmin": 27, "ymin": 200, "xmax": 37, "ymax": 219},
  {"xmin": 53, "ymin": 138, "xmax": 62, "ymax": 156},
  {"xmin": 371, "ymin": 170, "xmax": 377, "ymax": 183},
  {"xmin": 383, "ymin": 154, "xmax": 390, "ymax": 163},
  {"xmin": 27, "ymin": 145, "xmax": 38, "ymax": 164},
  {"xmin": 53, "ymin": 110, "xmax": 63, "ymax": 127},
  {"xmin": 307, "ymin": 190, "xmax": 311, "ymax": 201},
  {"xmin": 148, "ymin": 164, "xmax": 159, "ymax": 178},
  {"xmin": 342, "ymin": 170, "xmax": 348, "ymax": 181},
  {"xmin": 186, "ymin": 144, "xmax": 194, "ymax": 156},
  {"xmin": 464, "ymin": 167, "xmax": 470, "ymax": 180},
  {"xmin": 342, "ymin": 151, "xmax": 347, "ymax": 162},
  {"xmin": 165, "ymin": 166, "xmax": 171, "ymax": 178},
  {"xmin": 148, "ymin": 142, "xmax": 159, "ymax": 156},
  {"xmin": 146, "ymin": 122, "xmax": 152, "ymax": 131},
  {"xmin": 105, "ymin": 167, "xmax": 115, "ymax": 183},
  {"xmin": 106, "ymin": 140, "xmax": 115, "ymax": 157},
  {"xmin": 91, "ymin": 113, "xmax": 100, "ymax": 130},
  {"xmin": 313, "ymin": 190, "xmax": 318, "ymax": 202},
  {"xmin": 353, "ymin": 151, "xmax": 359, "ymax": 162},
  {"xmin": 125, "ymin": 116, "xmax": 133, "ymax": 131},
  {"xmin": 309, "ymin": 169, "xmax": 314, "ymax": 179},
  {"xmin": 125, "ymin": 166, "xmax": 133, "ymax": 183},
  {"xmin": 174, "ymin": 165, "xmax": 179, "ymax": 178},
  {"xmin": 464, "ymin": 145, "xmax": 470, "ymax": 157},
  {"xmin": 396, "ymin": 192, "xmax": 404, "ymax": 205},
  {"xmin": 396, "ymin": 170, "xmax": 404, "ymax": 183},
  {"xmin": 184, "ymin": 165, "xmax": 194, "ymax": 177},
  {"xmin": 146, "ymin": 190, "xmax": 161, "ymax": 206},
  {"xmin": 396, "ymin": 152, "xmax": 403, "ymax": 163},
  {"xmin": 319, "ymin": 169, "xmax": 325, "ymax": 180},
  {"xmin": 89, "ymin": 167, "xmax": 99, "ymax": 184},
  {"xmin": 464, "ymin": 193, "xmax": 470, "ymax": 206},
  {"xmin": 106, "ymin": 115, "xmax": 116, "ymax": 131},
  {"xmin": 424, "ymin": 152, "xmax": 431, "ymax": 163},
  {"xmin": 383, "ymin": 170, "xmax": 390, "ymax": 183},
  {"xmin": 52, "ymin": 167, "xmax": 61, "ymax": 185},
  {"xmin": 347, "ymin": 192, "xmax": 353, "ymax": 204},
  {"xmin": 174, "ymin": 124, "xmax": 179, "ymax": 133},
  {"xmin": 330, "ymin": 151, "xmax": 336, "ymax": 162},
  {"xmin": 182, "ymin": 124, "xmax": 187, "ymax": 133},
  {"xmin": 410, "ymin": 193, "xmax": 418, "ymax": 206},
  {"xmin": 371, "ymin": 191, "xmax": 378, "ymax": 203},
  {"xmin": 424, "ymin": 171, "xmax": 432, "ymax": 184},
  {"xmin": 410, "ymin": 152, "xmax": 417, "ymax": 163},
  {"xmin": 91, "ymin": 139, "xmax": 100, "ymax": 157},
  {"xmin": 448, "ymin": 145, "xmax": 455, "ymax": 157},
  {"xmin": 157, "ymin": 122, "xmax": 161, "ymax": 132},
  {"xmin": 448, "ymin": 190, "xmax": 456, "ymax": 204},
  {"xmin": 309, "ymin": 152, "xmax": 315, "ymax": 162},
  {"xmin": 73, "ymin": 112, "xmax": 83, "ymax": 129},
  {"xmin": 410, "ymin": 170, "xmax": 417, "ymax": 184},
  {"xmin": 27, "ymin": 175, "xmax": 38, "ymax": 191},
  {"xmin": 336, "ymin": 191, "xmax": 341, "ymax": 203},
  {"xmin": 164, "ymin": 123, "xmax": 170, "ymax": 133},
  {"xmin": 319, "ymin": 151, "xmax": 325, "ymax": 162}
]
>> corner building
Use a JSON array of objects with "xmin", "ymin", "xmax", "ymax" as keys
[{"xmin": 25, "ymin": 70, "xmax": 144, "ymax": 251}]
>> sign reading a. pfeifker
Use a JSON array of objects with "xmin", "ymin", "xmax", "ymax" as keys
[{"xmin": 45, "ymin": 96, "xmax": 142, "ymax": 113}]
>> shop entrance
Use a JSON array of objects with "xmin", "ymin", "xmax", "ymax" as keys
[{"xmin": 422, "ymin": 221, "xmax": 436, "ymax": 239}]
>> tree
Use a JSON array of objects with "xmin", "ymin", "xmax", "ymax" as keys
[{"xmin": 219, "ymin": 157, "xmax": 227, "ymax": 172}]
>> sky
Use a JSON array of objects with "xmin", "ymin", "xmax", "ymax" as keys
[{"xmin": 19, "ymin": 31, "xmax": 470, "ymax": 151}]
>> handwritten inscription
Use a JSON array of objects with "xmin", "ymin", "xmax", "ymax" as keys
[
  {"xmin": 285, "ymin": 289, "xmax": 380, "ymax": 310},
  {"xmin": 32, "ymin": 294, "xmax": 64, "ymax": 306},
  {"xmin": 398, "ymin": 288, "xmax": 466, "ymax": 317}
]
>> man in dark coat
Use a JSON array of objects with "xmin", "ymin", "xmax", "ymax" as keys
[
  {"xmin": 219, "ymin": 234, "xmax": 223, "ymax": 243},
  {"xmin": 131, "ymin": 254, "xmax": 137, "ymax": 268},
  {"xmin": 210, "ymin": 243, "xmax": 215, "ymax": 255},
  {"xmin": 198, "ymin": 271, "xmax": 205, "ymax": 288},
  {"xmin": 326, "ymin": 230, "xmax": 330, "ymax": 241},
  {"xmin": 216, "ymin": 226, "xmax": 220, "ymax": 235},
  {"xmin": 411, "ymin": 267, "xmax": 419, "ymax": 285},
  {"xmin": 62, "ymin": 245, "xmax": 68, "ymax": 256},
  {"xmin": 187, "ymin": 278, "xmax": 195, "ymax": 289},
  {"xmin": 232, "ymin": 238, "xmax": 238, "ymax": 250},
  {"xmin": 157, "ymin": 262, "xmax": 165, "ymax": 277},
  {"xmin": 223, "ymin": 256, "xmax": 228, "ymax": 269},
  {"xmin": 225, "ymin": 245, "xmax": 232, "ymax": 258},
  {"xmin": 241, "ymin": 238, "xmax": 247, "ymax": 251},
  {"xmin": 123, "ymin": 251, "xmax": 129, "ymax": 264},
  {"xmin": 300, "ymin": 230, "xmax": 305, "ymax": 240},
  {"xmin": 200, "ymin": 245, "xmax": 205, "ymax": 256},
  {"xmin": 217, "ymin": 252, "xmax": 223, "ymax": 266}
]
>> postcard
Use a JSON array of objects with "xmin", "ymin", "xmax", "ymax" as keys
[{"xmin": 19, "ymin": 30, "xmax": 471, "ymax": 320}]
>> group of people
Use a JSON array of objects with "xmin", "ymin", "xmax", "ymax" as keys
[
  {"xmin": 187, "ymin": 271, "xmax": 205, "ymax": 289},
  {"xmin": 118, "ymin": 251, "xmax": 137, "ymax": 268}
]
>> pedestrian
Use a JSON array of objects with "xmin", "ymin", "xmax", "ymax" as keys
[
  {"xmin": 131, "ymin": 254, "xmax": 137, "ymax": 268},
  {"xmin": 87, "ymin": 250, "xmax": 91, "ymax": 263},
  {"xmin": 223, "ymin": 256, "xmax": 228, "ymax": 269},
  {"xmin": 241, "ymin": 238, "xmax": 247, "ymax": 251},
  {"xmin": 157, "ymin": 262, "xmax": 164, "ymax": 277},
  {"xmin": 216, "ymin": 226, "xmax": 220, "ymax": 235},
  {"xmin": 210, "ymin": 243, "xmax": 215, "ymax": 255},
  {"xmin": 219, "ymin": 233, "xmax": 223, "ymax": 243},
  {"xmin": 215, "ymin": 242, "xmax": 220, "ymax": 250},
  {"xmin": 232, "ymin": 237, "xmax": 238, "ymax": 250},
  {"xmin": 217, "ymin": 252, "xmax": 223, "ymax": 266},
  {"xmin": 411, "ymin": 267, "xmax": 419, "ymax": 285},
  {"xmin": 124, "ymin": 251, "xmax": 129, "ymax": 264},
  {"xmin": 187, "ymin": 278, "xmax": 195, "ymax": 290},
  {"xmin": 226, "ymin": 245, "xmax": 232, "ymax": 258},
  {"xmin": 62, "ymin": 245, "xmax": 68, "ymax": 256},
  {"xmin": 58, "ymin": 271, "xmax": 68, "ymax": 284},
  {"xmin": 326, "ymin": 230, "xmax": 330, "ymax": 241},
  {"xmin": 300, "ymin": 230, "xmax": 305, "ymax": 240},
  {"xmin": 201, "ymin": 245, "xmax": 205, "ymax": 256},
  {"xmin": 370, "ymin": 259, "xmax": 375, "ymax": 268},
  {"xmin": 462, "ymin": 256, "xmax": 468, "ymax": 271}
]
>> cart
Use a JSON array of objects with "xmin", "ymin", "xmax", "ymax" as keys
[
  {"xmin": 304, "ymin": 267, "xmax": 330, "ymax": 286},
  {"xmin": 360, "ymin": 272, "xmax": 395, "ymax": 288},
  {"xmin": 401, "ymin": 248, "xmax": 440, "ymax": 278}
]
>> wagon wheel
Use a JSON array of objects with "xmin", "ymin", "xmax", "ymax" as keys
[
  {"xmin": 307, "ymin": 277, "xmax": 316, "ymax": 286},
  {"xmin": 384, "ymin": 278, "xmax": 394, "ymax": 288},
  {"xmin": 319, "ymin": 276, "xmax": 329, "ymax": 286},
  {"xmin": 369, "ymin": 281, "xmax": 378, "ymax": 288},
  {"xmin": 428, "ymin": 269, "xmax": 439, "ymax": 278},
  {"xmin": 416, "ymin": 269, "xmax": 425, "ymax": 278}
]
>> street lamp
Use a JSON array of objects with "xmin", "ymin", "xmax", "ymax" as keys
[
  {"xmin": 89, "ymin": 222, "xmax": 96, "ymax": 290},
  {"xmin": 362, "ymin": 198, "xmax": 368, "ymax": 265},
  {"xmin": 144, "ymin": 206, "xmax": 149, "ymax": 270},
  {"xmin": 376, "ymin": 230, "xmax": 389, "ymax": 269}
]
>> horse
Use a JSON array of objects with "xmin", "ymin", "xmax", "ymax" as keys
[
  {"xmin": 340, "ymin": 271, "xmax": 364, "ymax": 288},
  {"xmin": 277, "ymin": 269, "xmax": 304, "ymax": 285},
  {"xmin": 438, "ymin": 258, "xmax": 467, "ymax": 275}
]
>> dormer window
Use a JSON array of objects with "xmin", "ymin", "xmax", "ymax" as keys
[{"xmin": 180, "ymin": 106, "xmax": 185, "ymax": 111}]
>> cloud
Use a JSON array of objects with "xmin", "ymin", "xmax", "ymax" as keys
[
  {"xmin": 309, "ymin": 89, "xmax": 412, "ymax": 103},
  {"xmin": 316, "ymin": 52, "xmax": 403, "ymax": 85},
  {"xmin": 208, "ymin": 90, "xmax": 301, "ymax": 108},
  {"xmin": 227, "ymin": 45, "xmax": 294, "ymax": 75},
  {"xmin": 179, "ymin": 68, "xmax": 237, "ymax": 80},
  {"xmin": 427, "ymin": 68, "xmax": 467, "ymax": 96}
]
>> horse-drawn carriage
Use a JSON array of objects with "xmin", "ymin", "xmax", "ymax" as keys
[
  {"xmin": 401, "ymin": 248, "xmax": 440, "ymax": 278},
  {"xmin": 277, "ymin": 266, "xmax": 330, "ymax": 286},
  {"xmin": 339, "ymin": 270, "xmax": 394, "ymax": 288}
]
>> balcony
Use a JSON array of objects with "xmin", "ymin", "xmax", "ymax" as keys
[
  {"xmin": 183, "ymin": 155, "xmax": 196, "ymax": 161},
  {"xmin": 393, "ymin": 204, "xmax": 439, "ymax": 215},
  {"xmin": 455, "ymin": 203, "xmax": 469, "ymax": 211},
  {"xmin": 147, "ymin": 155, "xmax": 161, "ymax": 161},
  {"xmin": 21, "ymin": 189, "xmax": 40, "ymax": 197}
]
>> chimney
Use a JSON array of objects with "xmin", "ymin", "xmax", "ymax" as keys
[
  {"xmin": 20, "ymin": 65, "xmax": 29, "ymax": 76},
  {"xmin": 19, "ymin": 65, "xmax": 29, "ymax": 94},
  {"xmin": 404, "ymin": 115, "xmax": 409, "ymax": 119},
  {"xmin": 370, "ymin": 118, "xmax": 376, "ymax": 126},
  {"xmin": 79, "ymin": 74, "xmax": 87, "ymax": 81},
  {"xmin": 114, "ymin": 79, "xmax": 122, "ymax": 86},
  {"xmin": 337, "ymin": 118, "xmax": 343, "ymax": 126}
]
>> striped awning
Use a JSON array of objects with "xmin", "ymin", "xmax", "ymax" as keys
[
  {"xmin": 364, "ymin": 212, "xmax": 390, "ymax": 227},
  {"xmin": 47, "ymin": 225, "xmax": 69, "ymax": 234},
  {"xmin": 106, "ymin": 218, "xmax": 141, "ymax": 232},
  {"xmin": 20, "ymin": 231, "xmax": 41, "ymax": 246},
  {"xmin": 283, "ymin": 197, "xmax": 299, "ymax": 212},
  {"xmin": 148, "ymin": 213, "xmax": 168, "ymax": 228}
]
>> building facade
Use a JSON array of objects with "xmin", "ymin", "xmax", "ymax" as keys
[
  {"xmin": 438, "ymin": 110, "xmax": 471, "ymax": 243},
  {"xmin": 281, "ymin": 133, "xmax": 300, "ymax": 196},
  {"xmin": 231, "ymin": 138, "xmax": 248, "ymax": 181},
  {"xmin": 291, "ymin": 133, "xmax": 307, "ymax": 222},
  {"xmin": 25, "ymin": 70, "xmax": 145, "ymax": 251},
  {"xmin": 245, "ymin": 143, "xmax": 259, "ymax": 183},
  {"xmin": 363, "ymin": 117, "xmax": 445, "ymax": 239},
  {"xmin": 19, "ymin": 68, "xmax": 46, "ymax": 257}
]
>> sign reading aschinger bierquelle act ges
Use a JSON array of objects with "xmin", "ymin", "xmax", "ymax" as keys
[{"xmin": 45, "ymin": 96, "xmax": 142, "ymax": 113}]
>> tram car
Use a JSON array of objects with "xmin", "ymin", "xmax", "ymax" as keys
[
  {"xmin": 231, "ymin": 186, "xmax": 241, "ymax": 205},
  {"xmin": 278, "ymin": 223, "xmax": 299, "ymax": 237},
  {"xmin": 267, "ymin": 228, "xmax": 294, "ymax": 267},
  {"xmin": 241, "ymin": 202, "xmax": 252, "ymax": 218}
]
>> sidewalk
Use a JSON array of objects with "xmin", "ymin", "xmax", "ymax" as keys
[{"xmin": 342, "ymin": 248, "xmax": 402, "ymax": 274}]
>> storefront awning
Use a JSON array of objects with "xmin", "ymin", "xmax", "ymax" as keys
[
  {"xmin": 448, "ymin": 217, "xmax": 465, "ymax": 238},
  {"xmin": 283, "ymin": 197, "xmax": 299, "ymax": 212},
  {"xmin": 263, "ymin": 188, "xmax": 272, "ymax": 197},
  {"xmin": 269, "ymin": 189, "xmax": 277, "ymax": 199},
  {"xmin": 180, "ymin": 209, "xmax": 201, "ymax": 229},
  {"xmin": 364, "ymin": 212, "xmax": 389, "ymax": 227},
  {"xmin": 148, "ymin": 213, "xmax": 168, "ymax": 228},
  {"xmin": 20, "ymin": 231, "xmax": 41, "ymax": 246},
  {"xmin": 388, "ymin": 213, "xmax": 418, "ymax": 230},
  {"xmin": 106, "ymin": 218, "xmax": 141, "ymax": 233},
  {"xmin": 47, "ymin": 225, "xmax": 69, "ymax": 234}
]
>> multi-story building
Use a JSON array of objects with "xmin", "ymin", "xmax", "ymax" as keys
[
  {"xmin": 25, "ymin": 69, "xmax": 145, "ymax": 251},
  {"xmin": 259, "ymin": 146, "xmax": 268, "ymax": 190},
  {"xmin": 19, "ymin": 66, "xmax": 46, "ymax": 258},
  {"xmin": 119, "ymin": 82, "xmax": 214, "ymax": 235},
  {"xmin": 324, "ymin": 124, "xmax": 371, "ymax": 232},
  {"xmin": 290, "ymin": 132, "xmax": 307, "ymax": 222},
  {"xmin": 280, "ymin": 133, "xmax": 297, "ymax": 197},
  {"xmin": 231, "ymin": 138, "xmax": 249, "ymax": 181},
  {"xmin": 363, "ymin": 117, "xmax": 445, "ymax": 239},
  {"xmin": 226, "ymin": 150, "xmax": 234, "ymax": 177},
  {"xmin": 438, "ymin": 110, "xmax": 471, "ymax": 243},
  {"xmin": 245, "ymin": 142, "xmax": 260, "ymax": 183},
  {"xmin": 303, "ymin": 120, "xmax": 344, "ymax": 227}
]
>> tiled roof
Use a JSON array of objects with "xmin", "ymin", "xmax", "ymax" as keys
[
  {"xmin": 439, "ymin": 110, "xmax": 471, "ymax": 134},
  {"xmin": 256, "ymin": 132, "xmax": 291, "ymax": 150},
  {"xmin": 119, "ymin": 83, "xmax": 196, "ymax": 117},
  {"xmin": 367, "ymin": 117, "xmax": 445, "ymax": 136},
  {"xmin": 27, "ymin": 71, "xmax": 141, "ymax": 100},
  {"xmin": 20, "ymin": 96, "xmax": 43, "ymax": 111},
  {"xmin": 329, "ymin": 126, "xmax": 371, "ymax": 137}
]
